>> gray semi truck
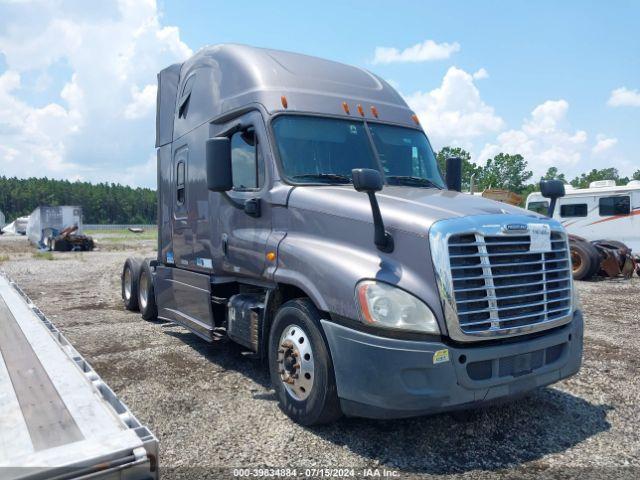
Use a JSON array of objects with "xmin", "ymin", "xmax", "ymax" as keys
[{"xmin": 121, "ymin": 44, "xmax": 583, "ymax": 425}]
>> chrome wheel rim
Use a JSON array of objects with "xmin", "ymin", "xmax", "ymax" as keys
[
  {"xmin": 124, "ymin": 268, "xmax": 132, "ymax": 300},
  {"xmin": 277, "ymin": 324, "xmax": 314, "ymax": 401},
  {"xmin": 139, "ymin": 272, "xmax": 148, "ymax": 310}
]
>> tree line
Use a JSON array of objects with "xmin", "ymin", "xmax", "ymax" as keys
[
  {"xmin": 0, "ymin": 177, "xmax": 156, "ymax": 224},
  {"xmin": 1, "ymin": 150, "xmax": 638, "ymax": 223},
  {"xmin": 435, "ymin": 146, "xmax": 640, "ymax": 205}
]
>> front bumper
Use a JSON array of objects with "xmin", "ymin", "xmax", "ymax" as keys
[{"xmin": 321, "ymin": 311, "xmax": 583, "ymax": 419}]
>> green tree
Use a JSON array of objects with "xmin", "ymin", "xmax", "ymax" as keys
[
  {"xmin": 477, "ymin": 153, "xmax": 533, "ymax": 193},
  {"xmin": 570, "ymin": 168, "xmax": 624, "ymax": 188},
  {"xmin": 435, "ymin": 146, "xmax": 483, "ymax": 191},
  {"xmin": 542, "ymin": 167, "xmax": 567, "ymax": 183},
  {"xmin": 0, "ymin": 176, "xmax": 157, "ymax": 224}
]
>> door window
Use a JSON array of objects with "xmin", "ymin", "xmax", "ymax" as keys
[
  {"xmin": 560, "ymin": 203, "xmax": 587, "ymax": 217},
  {"xmin": 176, "ymin": 160, "xmax": 185, "ymax": 204},
  {"xmin": 599, "ymin": 196, "xmax": 630, "ymax": 216},
  {"xmin": 231, "ymin": 129, "xmax": 264, "ymax": 191}
]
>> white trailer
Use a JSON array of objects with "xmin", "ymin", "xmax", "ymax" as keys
[
  {"xmin": 526, "ymin": 180, "xmax": 640, "ymax": 254},
  {"xmin": 2, "ymin": 216, "xmax": 29, "ymax": 235},
  {"xmin": 26, "ymin": 206, "xmax": 83, "ymax": 247},
  {"xmin": 0, "ymin": 273, "xmax": 158, "ymax": 479}
]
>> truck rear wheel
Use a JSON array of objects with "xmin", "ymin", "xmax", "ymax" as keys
[
  {"xmin": 138, "ymin": 261, "xmax": 157, "ymax": 321},
  {"xmin": 570, "ymin": 242, "xmax": 596, "ymax": 280},
  {"xmin": 122, "ymin": 258, "xmax": 141, "ymax": 311},
  {"xmin": 268, "ymin": 299, "xmax": 342, "ymax": 425}
]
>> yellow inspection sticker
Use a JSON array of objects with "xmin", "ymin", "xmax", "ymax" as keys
[{"xmin": 433, "ymin": 349, "xmax": 450, "ymax": 364}]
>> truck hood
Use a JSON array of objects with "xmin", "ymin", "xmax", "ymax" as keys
[{"xmin": 287, "ymin": 185, "xmax": 538, "ymax": 236}]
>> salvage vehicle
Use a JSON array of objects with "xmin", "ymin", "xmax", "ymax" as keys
[
  {"xmin": 528, "ymin": 180, "xmax": 639, "ymax": 279},
  {"xmin": 27, "ymin": 206, "xmax": 95, "ymax": 251},
  {"xmin": 122, "ymin": 44, "xmax": 583, "ymax": 425}
]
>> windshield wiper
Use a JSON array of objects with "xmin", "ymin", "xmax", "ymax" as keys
[
  {"xmin": 291, "ymin": 173, "xmax": 352, "ymax": 184},
  {"xmin": 386, "ymin": 176, "xmax": 442, "ymax": 189}
]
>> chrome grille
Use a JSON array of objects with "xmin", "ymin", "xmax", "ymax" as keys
[{"xmin": 447, "ymin": 231, "xmax": 572, "ymax": 334}]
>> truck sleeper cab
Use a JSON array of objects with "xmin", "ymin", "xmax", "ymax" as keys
[{"xmin": 122, "ymin": 44, "xmax": 583, "ymax": 425}]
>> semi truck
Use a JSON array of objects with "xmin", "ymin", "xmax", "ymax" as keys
[{"xmin": 122, "ymin": 44, "xmax": 583, "ymax": 425}]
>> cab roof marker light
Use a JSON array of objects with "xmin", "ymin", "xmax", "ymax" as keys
[
  {"xmin": 370, "ymin": 106, "xmax": 379, "ymax": 118},
  {"xmin": 281, "ymin": 96, "xmax": 288, "ymax": 109},
  {"xmin": 357, "ymin": 104, "xmax": 364, "ymax": 116},
  {"xmin": 342, "ymin": 101, "xmax": 350, "ymax": 114},
  {"xmin": 411, "ymin": 114, "xmax": 420, "ymax": 125}
]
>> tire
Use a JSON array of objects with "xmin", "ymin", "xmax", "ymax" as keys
[
  {"xmin": 268, "ymin": 299, "xmax": 342, "ymax": 425},
  {"xmin": 121, "ymin": 257, "xmax": 141, "ymax": 311},
  {"xmin": 138, "ymin": 261, "xmax": 158, "ymax": 321},
  {"xmin": 570, "ymin": 241, "xmax": 595, "ymax": 280},
  {"xmin": 585, "ymin": 242, "xmax": 603, "ymax": 278}
]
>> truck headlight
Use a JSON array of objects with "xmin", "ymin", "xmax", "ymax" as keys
[{"xmin": 355, "ymin": 280, "xmax": 440, "ymax": 334}]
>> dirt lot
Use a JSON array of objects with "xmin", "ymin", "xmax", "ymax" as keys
[{"xmin": 1, "ymin": 233, "xmax": 638, "ymax": 479}]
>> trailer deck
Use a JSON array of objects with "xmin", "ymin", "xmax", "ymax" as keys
[{"xmin": 0, "ymin": 274, "xmax": 158, "ymax": 479}]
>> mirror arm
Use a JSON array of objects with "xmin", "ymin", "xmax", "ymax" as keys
[
  {"xmin": 366, "ymin": 191, "xmax": 394, "ymax": 253},
  {"xmin": 547, "ymin": 198, "xmax": 558, "ymax": 218}
]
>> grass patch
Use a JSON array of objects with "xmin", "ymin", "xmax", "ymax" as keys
[
  {"xmin": 0, "ymin": 254, "xmax": 9, "ymax": 263},
  {"xmin": 33, "ymin": 251, "xmax": 55, "ymax": 260},
  {"xmin": 85, "ymin": 229, "xmax": 157, "ymax": 241}
]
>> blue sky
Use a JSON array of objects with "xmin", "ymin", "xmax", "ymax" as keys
[{"xmin": 0, "ymin": 0, "xmax": 638, "ymax": 187}]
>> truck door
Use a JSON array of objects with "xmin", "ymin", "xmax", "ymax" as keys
[{"xmin": 218, "ymin": 111, "xmax": 272, "ymax": 279}]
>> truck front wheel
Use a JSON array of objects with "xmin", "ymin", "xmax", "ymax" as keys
[{"xmin": 268, "ymin": 299, "xmax": 342, "ymax": 425}]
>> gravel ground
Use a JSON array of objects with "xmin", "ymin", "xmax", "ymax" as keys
[{"xmin": 0, "ymin": 234, "xmax": 638, "ymax": 479}]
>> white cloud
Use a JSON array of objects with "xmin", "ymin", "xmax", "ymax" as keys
[
  {"xmin": 0, "ymin": 0, "xmax": 191, "ymax": 186},
  {"xmin": 403, "ymin": 66, "xmax": 504, "ymax": 148},
  {"xmin": 477, "ymin": 99, "xmax": 589, "ymax": 177},
  {"xmin": 607, "ymin": 87, "xmax": 640, "ymax": 107},
  {"xmin": 472, "ymin": 68, "xmax": 489, "ymax": 80},
  {"xmin": 373, "ymin": 39, "xmax": 460, "ymax": 64},
  {"xmin": 591, "ymin": 134, "xmax": 618, "ymax": 155},
  {"xmin": 124, "ymin": 84, "xmax": 157, "ymax": 119}
]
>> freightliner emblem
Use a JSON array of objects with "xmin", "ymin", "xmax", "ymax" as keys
[{"xmin": 504, "ymin": 223, "xmax": 528, "ymax": 232}]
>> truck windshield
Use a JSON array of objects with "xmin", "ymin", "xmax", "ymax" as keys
[{"xmin": 272, "ymin": 115, "xmax": 444, "ymax": 188}]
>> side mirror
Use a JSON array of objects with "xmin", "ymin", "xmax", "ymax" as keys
[
  {"xmin": 445, "ymin": 156, "xmax": 462, "ymax": 192},
  {"xmin": 540, "ymin": 179, "xmax": 566, "ymax": 217},
  {"xmin": 206, "ymin": 137, "xmax": 232, "ymax": 192},
  {"xmin": 351, "ymin": 168, "xmax": 393, "ymax": 253},
  {"xmin": 352, "ymin": 168, "xmax": 383, "ymax": 192}
]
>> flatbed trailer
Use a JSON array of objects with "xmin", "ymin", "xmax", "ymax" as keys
[{"xmin": 0, "ymin": 273, "xmax": 158, "ymax": 479}]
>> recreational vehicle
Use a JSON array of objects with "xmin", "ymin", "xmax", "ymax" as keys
[{"xmin": 527, "ymin": 180, "xmax": 640, "ymax": 255}]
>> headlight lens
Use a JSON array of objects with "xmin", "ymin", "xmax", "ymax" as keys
[{"xmin": 355, "ymin": 280, "xmax": 440, "ymax": 334}]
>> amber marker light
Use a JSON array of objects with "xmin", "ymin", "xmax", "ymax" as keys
[
  {"xmin": 342, "ymin": 101, "xmax": 350, "ymax": 114},
  {"xmin": 281, "ymin": 96, "xmax": 288, "ymax": 109},
  {"xmin": 357, "ymin": 104, "xmax": 364, "ymax": 116},
  {"xmin": 411, "ymin": 114, "xmax": 420, "ymax": 125},
  {"xmin": 356, "ymin": 283, "xmax": 375, "ymax": 324},
  {"xmin": 266, "ymin": 251, "xmax": 276, "ymax": 262},
  {"xmin": 370, "ymin": 106, "xmax": 379, "ymax": 118}
]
